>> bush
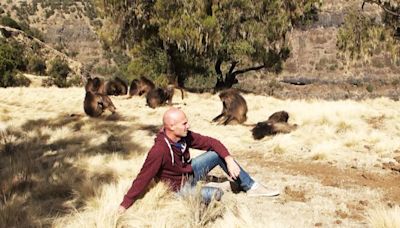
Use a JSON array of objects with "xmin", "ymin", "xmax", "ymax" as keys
[
  {"xmin": 66, "ymin": 50, "xmax": 79, "ymax": 58},
  {"xmin": 337, "ymin": 12, "xmax": 400, "ymax": 62},
  {"xmin": 13, "ymin": 73, "xmax": 31, "ymax": 87},
  {"xmin": 19, "ymin": 21, "xmax": 44, "ymax": 41},
  {"xmin": 366, "ymin": 84, "xmax": 374, "ymax": 93},
  {"xmin": 6, "ymin": 40, "xmax": 26, "ymax": 71},
  {"xmin": 184, "ymin": 74, "xmax": 215, "ymax": 90},
  {"xmin": 0, "ymin": 71, "xmax": 16, "ymax": 87},
  {"xmin": 0, "ymin": 71, "xmax": 30, "ymax": 87},
  {"xmin": 27, "ymin": 55, "xmax": 46, "ymax": 75},
  {"xmin": 0, "ymin": 16, "xmax": 21, "ymax": 30},
  {"xmin": 67, "ymin": 75, "xmax": 82, "ymax": 87},
  {"xmin": 0, "ymin": 40, "xmax": 27, "ymax": 87},
  {"xmin": 47, "ymin": 58, "xmax": 71, "ymax": 87}
]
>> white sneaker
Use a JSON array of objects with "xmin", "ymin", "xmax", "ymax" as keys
[{"xmin": 246, "ymin": 182, "xmax": 280, "ymax": 197}]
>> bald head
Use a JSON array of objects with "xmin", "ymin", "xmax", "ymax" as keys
[
  {"xmin": 162, "ymin": 108, "xmax": 189, "ymax": 141},
  {"xmin": 163, "ymin": 108, "xmax": 186, "ymax": 127}
]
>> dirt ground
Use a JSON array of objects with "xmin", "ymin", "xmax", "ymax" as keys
[{"xmin": 206, "ymin": 148, "xmax": 400, "ymax": 227}]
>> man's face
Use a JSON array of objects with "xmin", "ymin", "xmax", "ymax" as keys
[{"xmin": 172, "ymin": 114, "xmax": 190, "ymax": 138}]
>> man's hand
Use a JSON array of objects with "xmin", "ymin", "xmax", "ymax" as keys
[
  {"xmin": 225, "ymin": 156, "xmax": 240, "ymax": 180},
  {"xmin": 117, "ymin": 206, "xmax": 126, "ymax": 214}
]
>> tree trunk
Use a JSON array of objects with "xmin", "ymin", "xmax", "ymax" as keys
[
  {"xmin": 213, "ymin": 59, "xmax": 265, "ymax": 92},
  {"xmin": 214, "ymin": 58, "xmax": 225, "ymax": 91},
  {"xmin": 225, "ymin": 61, "xmax": 238, "ymax": 88},
  {"xmin": 165, "ymin": 44, "xmax": 186, "ymax": 88}
]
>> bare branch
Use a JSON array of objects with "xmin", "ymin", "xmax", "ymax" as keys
[
  {"xmin": 228, "ymin": 61, "xmax": 238, "ymax": 75},
  {"xmin": 232, "ymin": 65, "xmax": 265, "ymax": 75}
]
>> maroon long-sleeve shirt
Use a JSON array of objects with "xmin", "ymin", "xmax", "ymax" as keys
[{"xmin": 120, "ymin": 130, "xmax": 230, "ymax": 209}]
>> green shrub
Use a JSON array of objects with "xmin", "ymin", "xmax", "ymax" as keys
[
  {"xmin": 66, "ymin": 50, "xmax": 79, "ymax": 58},
  {"xmin": 366, "ymin": 84, "xmax": 374, "ymax": 93},
  {"xmin": 0, "ymin": 16, "xmax": 21, "ymax": 30},
  {"xmin": 91, "ymin": 19, "xmax": 103, "ymax": 28},
  {"xmin": 0, "ymin": 40, "xmax": 27, "ymax": 87},
  {"xmin": 0, "ymin": 71, "xmax": 30, "ymax": 87},
  {"xmin": 47, "ymin": 58, "xmax": 71, "ymax": 87},
  {"xmin": 84, "ymin": 2, "xmax": 97, "ymax": 21},
  {"xmin": 328, "ymin": 63, "xmax": 338, "ymax": 71},
  {"xmin": 13, "ymin": 73, "xmax": 31, "ymax": 87},
  {"xmin": 391, "ymin": 78, "xmax": 400, "ymax": 86},
  {"xmin": 54, "ymin": 41, "xmax": 65, "ymax": 52},
  {"xmin": 92, "ymin": 65, "xmax": 118, "ymax": 76},
  {"xmin": 67, "ymin": 75, "xmax": 82, "ymax": 87},
  {"xmin": 31, "ymin": 42, "xmax": 41, "ymax": 52},
  {"xmin": 27, "ymin": 55, "xmax": 46, "ymax": 75},
  {"xmin": 0, "ymin": 71, "xmax": 15, "ymax": 87},
  {"xmin": 183, "ymin": 74, "xmax": 215, "ymax": 90},
  {"xmin": 337, "ymin": 12, "xmax": 400, "ymax": 62},
  {"xmin": 44, "ymin": 9, "xmax": 55, "ymax": 19},
  {"xmin": 19, "ymin": 21, "xmax": 44, "ymax": 41}
]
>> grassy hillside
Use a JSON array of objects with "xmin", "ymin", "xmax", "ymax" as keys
[{"xmin": 1, "ymin": 86, "xmax": 400, "ymax": 227}]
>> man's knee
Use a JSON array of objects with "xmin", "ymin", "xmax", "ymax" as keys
[{"xmin": 205, "ymin": 150, "xmax": 220, "ymax": 159}]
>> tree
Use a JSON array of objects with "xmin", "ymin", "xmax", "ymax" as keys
[
  {"xmin": 47, "ymin": 58, "xmax": 71, "ymax": 87},
  {"xmin": 99, "ymin": 0, "xmax": 320, "ymax": 90},
  {"xmin": 337, "ymin": 0, "xmax": 400, "ymax": 62},
  {"xmin": 0, "ymin": 40, "xmax": 26, "ymax": 87}
]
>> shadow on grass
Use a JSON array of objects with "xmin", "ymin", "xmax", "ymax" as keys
[
  {"xmin": 138, "ymin": 124, "xmax": 162, "ymax": 136},
  {"xmin": 0, "ymin": 113, "xmax": 145, "ymax": 227}
]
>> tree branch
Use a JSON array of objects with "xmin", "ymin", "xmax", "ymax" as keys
[
  {"xmin": 215, "ymin": 59, "xmax": 223, "ymax": 80},
  {"xmin": 228, "ymin": 61, "xmax": 238, "ymax": 76},
  {"xmin": 232, "ymin": 64, "xmax": 265, "ymax": 76}
]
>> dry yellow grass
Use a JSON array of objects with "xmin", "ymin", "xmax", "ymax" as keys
[
  {"xmin": 1, "ymin": 86, "xmax": 400, "ymax": 227},
  {"xmin": 367, "ymin": 205, "xmax": 400, "ymax": 228}
]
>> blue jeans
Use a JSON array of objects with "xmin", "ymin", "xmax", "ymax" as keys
[{"xmin": 190, "ymin": 151, "xmax": 255, "ymax": 191}]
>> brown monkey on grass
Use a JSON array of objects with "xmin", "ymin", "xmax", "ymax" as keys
[
  {"xmin": 129, "ymin": 76, "xmax": 155, "ymax": 97},
  {"xmin": 85, "ymin": 77, "xmax": 106, "ymax": 94},
  {"xmin": 251, "ymin": 111, "xmax": 297, "ymax": 140},
  {"xmin": 105, "ymin": 77, "xmax": 128, "ymax": 96},
  {"xmin": 266, "ymin": 111, "xmax": 289, "ymax": 123},
  {"xmin": 83, "ymin": 91, "xmax": 116, "ymax": 117},
  {"xmin": 114, "ymin": 77, "xmax": 128, "ymax": 95},
  {"xmin": 146, "ymin": 85, "xmax": 175, "ymax": 109},
  {"xmin": 212, "ymin": 89, "xmax": 247, "ymax": 125}
]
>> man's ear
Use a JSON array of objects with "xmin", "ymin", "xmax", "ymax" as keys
[{"xmin": 165, "ymin": 124, "xmax": 174, "ymax": 131}]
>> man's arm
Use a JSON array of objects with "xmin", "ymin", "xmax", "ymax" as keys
[
  {"xmin": 119, "ymin": 146, "xmax": 163, "ymax": 211},
  {"xmin": 187, "ymin": 131, "xmax": 230, "ymax": 158},
  {"xmin": 187, "ymin": 131, "xmax": 240, "ymax": 179},
  {"xmin": 224, "ymin": 155, "xmax": 241, "ymax": 180}
]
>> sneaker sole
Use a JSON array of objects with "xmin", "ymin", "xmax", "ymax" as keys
[{"xmin": 247, "ymin": 191, "xmax": 280, "ymax": 197}]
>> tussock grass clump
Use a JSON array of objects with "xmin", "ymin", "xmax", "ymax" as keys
[
  {"xmin": 272, "ymin": 145, "xmax": 286, "ymax": 155},
  {"xmin": 0, "ymin": 195, "xmax": 38, "ymax": 228},
  {"xmin": 367, "ymin": 205, "xmax": 400, "ymax": 228}
]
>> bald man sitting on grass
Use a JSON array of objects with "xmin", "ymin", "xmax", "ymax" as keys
[{"xmin": 118, "ymin": 107, "xmax": 279, "ymax": 213}]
